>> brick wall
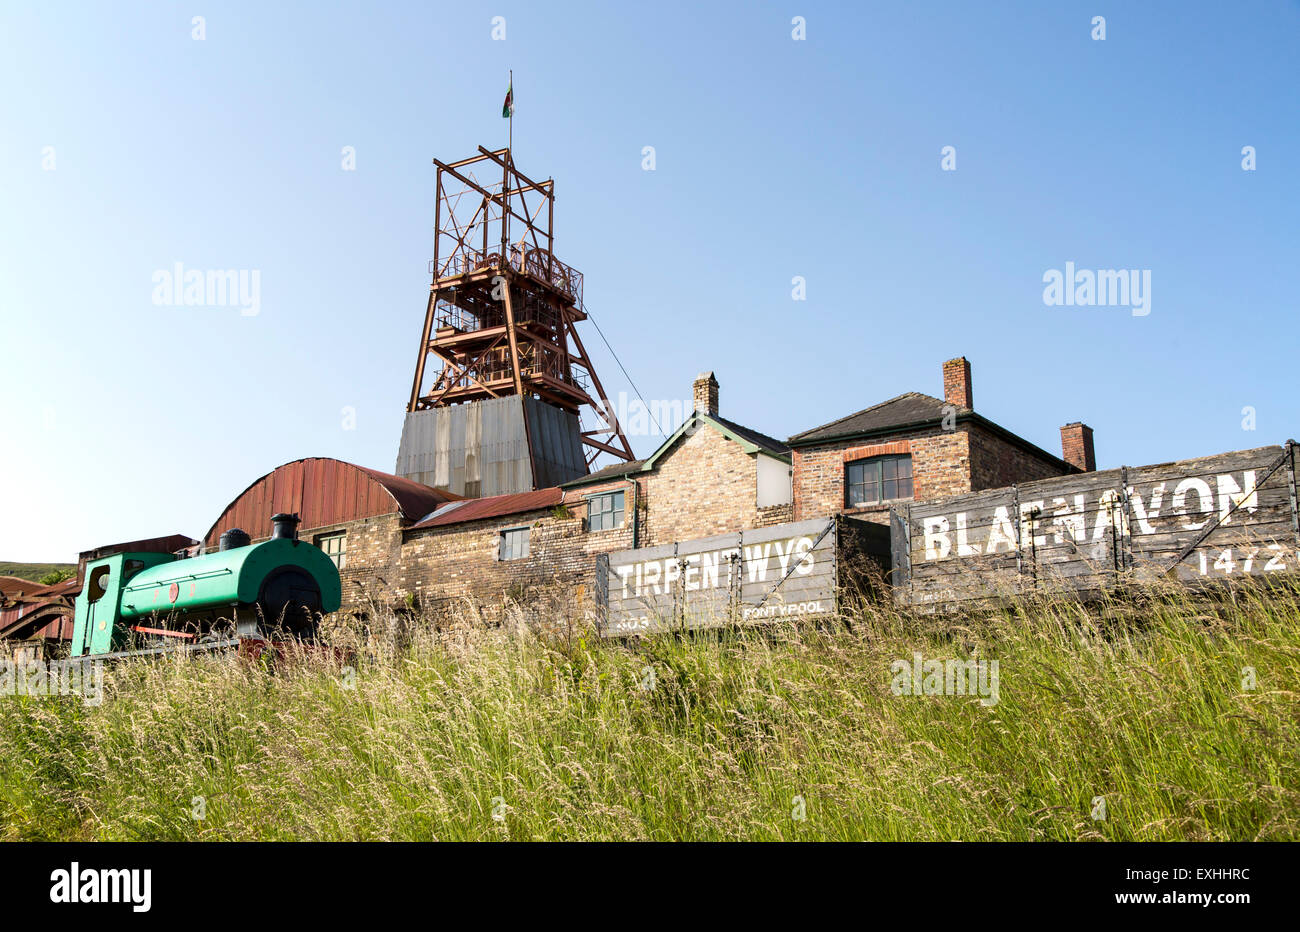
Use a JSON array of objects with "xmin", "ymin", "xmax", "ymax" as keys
[
  {"xmin": 967, "ymin": 424, "xmax": 1074, "ymax": 492},
  {"xmin": 641, "ymin": 422, "xmax": 766, "ymax": 545},
  {"xmin": 397, "ymin": 478, "xmax": 641, "ymax": 622},
  {"xmin": 329, "ymin": 514, "xmax": 405, "ymax": 613},
  {"xmin": 794, "ymin": 422, "xmax": 1077, "ymax": 525},
  {"xmin": 793, "ymin": 424, "xmax": 972, "ymax": 525}
]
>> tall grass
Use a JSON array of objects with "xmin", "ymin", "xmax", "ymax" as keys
[{"xmin": 1, "ymin": 583, "xmax": 1296, "ymax": 841}]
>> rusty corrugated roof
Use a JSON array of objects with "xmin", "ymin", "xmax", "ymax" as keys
[
  {"xmin": 412, "ymin": 487, "xmax": 564, "ymax": 529},
  {"xmin": 357, "ymin": 464, "xmax": 462, "ymax": 519},
  {"xmin": 0, "ymin": 575, "xmax": 79, "ymax": 600},
  {"xmin": 0, "ymin": 575, "xmax": 43, "ymax": 596},
  {"xmin": 205, "ymin": 458, "xmax": 461, "ymax": 547},
  {"xmin": 78, "ymin": 534, "xmax": 198, "ymax": 564}
]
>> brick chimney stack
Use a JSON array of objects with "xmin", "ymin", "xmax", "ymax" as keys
[
  {"xmin": 693, "ymin": 372, "xmax": 719, "ymax": 416},
  {"xmin": 1060, "ymin": 422, "xmax": 1096, "ymax": 472},
  {"xmin": 942, "ymin": 357, "xmax": 973, "ymax": 410}
]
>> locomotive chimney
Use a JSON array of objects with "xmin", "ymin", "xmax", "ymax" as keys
[
  {"xmin": 271, "ymin": 513, "xmax": 300, "ymax": 541},
  {"xmin": 219, "ymin": 528, "xmax": 251, "ymax": 552}
]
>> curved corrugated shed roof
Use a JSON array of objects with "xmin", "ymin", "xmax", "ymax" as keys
[{"xmin": 205, "ymin": 458, "xmax": 459, "ymax": 548}]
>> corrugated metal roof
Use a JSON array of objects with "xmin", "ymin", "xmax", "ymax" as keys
[
  {"xmin": 411, "ymin": 487, "xmax": 564, "ymax": 529},
  {"xmin": 205, "ymin": 458, "xmax": 460, "ymax": 547},
  {"xmin": 0, "ymin": 575, "xmax": 46, "ymax": 597},
  {"xmin": 78, "ymin": 534, "xmax": 198, "ymax": 565},
  {"xmin": 0, "ymin": 575, "xmax": 80, "ymax": 600},
  {"xmin": 356, "ymin": 465, "xmax": 462, "ymax": 518}
]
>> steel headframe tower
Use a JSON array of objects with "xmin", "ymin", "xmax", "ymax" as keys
[{"xmin": 398, "ymin": 147, "xmax": 635, "ymax": 496}]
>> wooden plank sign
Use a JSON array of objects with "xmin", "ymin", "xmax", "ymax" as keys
[
  {"xmin": 894, "ymin": 443, "xmax": 1300, "ymax": 609},
  {"xmin": 599, "ymin": 518, "xmax": 844, "ymax": 637}
]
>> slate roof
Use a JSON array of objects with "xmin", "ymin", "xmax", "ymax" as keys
[
  {"xmin": 561, "ymin": 459, "xmax": 647, "ymax": 488},
  {"xmin": 709, "ymin": 414, "xmax": 790, "ymax": 456},
  {"xmin": 787, "ymin": 391, "xmax": 1076, "ymax": 473},
  {"xmin": 788, "ymin": 392, "xmax": 968, "ymax": 445}
]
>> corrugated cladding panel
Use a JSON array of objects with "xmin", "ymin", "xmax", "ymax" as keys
[
  {"xmin": 396, "ymin": 396, "xmax": 588, "ymax": 497},
  {"xmin": 527, "ymin": 397, "xmax": 587, "ymax": 489}
]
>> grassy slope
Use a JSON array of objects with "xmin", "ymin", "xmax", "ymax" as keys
[
  {"xmin": 0, "ymin": 562, "xmax": 77, "ymax": 583},
  {"xmin": 0, "ymin": 585, "xmax": 1296, "ymax": 841}
]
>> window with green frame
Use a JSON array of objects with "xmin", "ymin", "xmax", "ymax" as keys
[
  {"xmin": 586, "ymin": 490, "xmax": 625, "ymax": 531},
  {"xmin": 845, "ymin": 454, "xmax": 913, "ymax": 506},
  {"xmin": 316, "ymin": 532, "xmax": 347, "ymax": 569}
]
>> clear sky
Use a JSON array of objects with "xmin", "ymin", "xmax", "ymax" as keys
[{"xmin": 2, "ymin": 1, "xmax": 1297, "ymax": 561}]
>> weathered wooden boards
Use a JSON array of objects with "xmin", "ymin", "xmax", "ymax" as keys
[
  {"xmin": 892, "ymin": 442, "xmax": 1300, "ymax": 608},
  {"xmin": 596, "ymin": 517, "xmax": 888, "ymax": 637}
]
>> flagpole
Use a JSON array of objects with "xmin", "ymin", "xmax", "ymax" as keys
[{"xmin": 508, "ymin": 69, "xmax": 513, "ymax": 156}]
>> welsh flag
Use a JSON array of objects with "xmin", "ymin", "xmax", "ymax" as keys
[{"xmin": 502, "ymin": 82, "xmax": 513, "ymax": 118}]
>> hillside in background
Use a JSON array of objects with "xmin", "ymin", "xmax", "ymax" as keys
[{"xmin": 0, "ymin": 562, "xmax": 77, "ymax": 584}]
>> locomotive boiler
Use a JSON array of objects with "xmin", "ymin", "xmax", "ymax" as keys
[{"xmin": 71, "ymin": 513, "xmax": 341, "ymax": 658}]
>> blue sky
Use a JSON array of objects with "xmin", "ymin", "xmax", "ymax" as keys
[{"xmin": 2, "ymin": 1, "xmax": 1297, "ymax": 561}]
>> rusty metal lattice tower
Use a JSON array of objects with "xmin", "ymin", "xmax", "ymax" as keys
[{"xmin": 405, "ymin": 147, "xmax": 635, "ymax": 476}]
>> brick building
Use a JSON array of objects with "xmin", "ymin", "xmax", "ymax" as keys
[
  {"xmin": 196, "ymin": 363, "xmax": 1098, "ymax": 625},
  {"xmin": 789, "ymin": 357, "xmax": 1095, "ymax": 525},
  {"xmin": 393, "ymin": 372, "xmax": 794, "ymax": 615}
]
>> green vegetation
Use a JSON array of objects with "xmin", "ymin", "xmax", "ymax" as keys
[
  {"xmin": 1, "ymin": 583, "xmax": 1296, "ymax": 841},
  {"xmin": 0, "ymin": 562, "xmax": 76, "ymax": 585}
]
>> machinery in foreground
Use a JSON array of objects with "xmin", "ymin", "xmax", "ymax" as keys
[{"xmin": 71, "ymin": 513, "xmax": 341, "ymax": 659}]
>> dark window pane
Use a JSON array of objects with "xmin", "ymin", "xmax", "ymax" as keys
[
  {"xmin": 587, "ymin": 491, "xmax": 626, "ymax": 531},
  {"xmin": 500, "ymin": 528, "xmax": 529, "ymax": 560},
  {"xmin": 898, "ymin": 476, "xmax": 913, "ymax": 498},
  {"xmin": 882, "ymin": 458, "xmax": 896, "ymax": 480}
]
